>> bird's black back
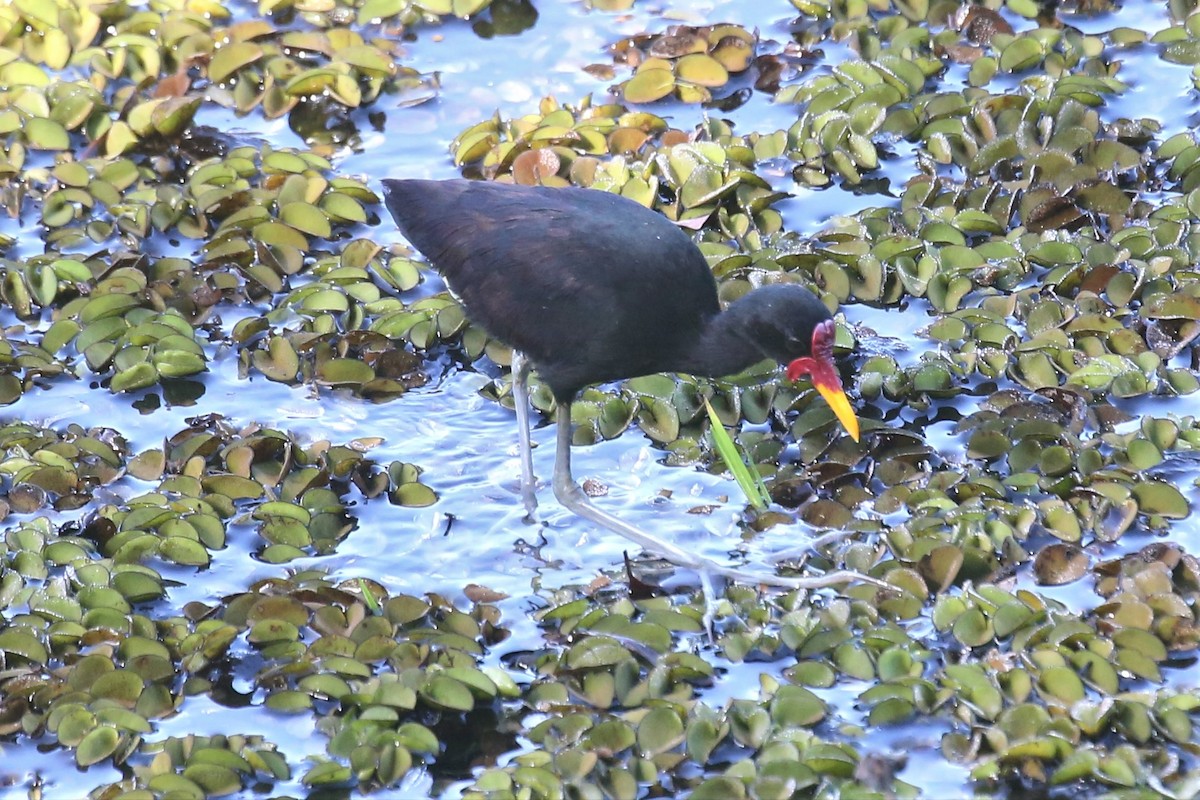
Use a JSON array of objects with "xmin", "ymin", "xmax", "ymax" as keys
[{"xmin": 382, "ymin": 179, "xmax": 721, "ymax": 400}]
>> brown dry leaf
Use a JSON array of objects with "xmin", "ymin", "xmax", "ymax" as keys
[
  {"xmin": 939, "ymin": 43, "xmax": 986, "ymax": 64},
  {"xmin": 586, "ymin": 573, "xmax": 615, "ymax": 594},
  {"xmin": 583, "ymin": 63, "xmax": 616, "ymax": 80},
  {"xmin": 955, "ymin": 5, "xmax": 1014, "ymax": 44},
  {"xmin": 153, "ymin": 69, "xmax": 192, "ymax": 99},
  {"xmin": 463, "ymin": 584, "xmax": 509, "ymax": 603},
  {"xmin": 648, "ymin": 28, "xmax": 708, "ymax": 59},
  {"xmin": 512, "ymin": 148, "xmax": 562, "ymax": 184},
  {"xmin": 660, "ymin": 129, "xmax": 691, "ymax": 147},
  {"xmin": 1033, "ymin": 543, "xmax": 1089, "ymax": 585},
  {"xmin": 754, "ymin": 54, "xmax": 787, "ymax": 93},
  {"xmin": 582, "ymin": 477, "xmax": 608, "ymax": 497},
  {"xmin": 1078, "ymin": 263, "xmax": 1119, "ymax": 295},
  {"xmin": 1026, "ymin": 196, "xmax": 1086, "ymax": 233}
]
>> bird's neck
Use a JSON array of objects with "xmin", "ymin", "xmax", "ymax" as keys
[{"xmin": 678, "ymin": 297, "xmax": 769, "ymax": 378}]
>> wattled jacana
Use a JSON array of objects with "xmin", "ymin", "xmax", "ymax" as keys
[{"xmin": 382, "ymin": 178, "xmax": 861, "ymax": 575}]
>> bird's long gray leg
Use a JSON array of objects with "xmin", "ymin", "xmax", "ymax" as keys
[
  {"xmin": 549, "ymin": 404, "xmax": 894, "ymax": 598},
  {"xmin": 511, "ymin": 351, "xmax": 538, "ymax": 520},
  {"xmin": 549, "ymin": 404, "xmax": 722, "ymax": 633},
  {"xmin": 551, "ymin": 403, "xmax": 703, "ymax": 563}
]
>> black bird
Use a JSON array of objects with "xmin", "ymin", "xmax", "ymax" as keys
[{"xmin": 382, "ymin": 178, "xmax": 859, "ymax": 565}]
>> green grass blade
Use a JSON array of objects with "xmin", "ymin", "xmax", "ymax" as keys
[
  {"xmin": 703, "ymin": 397, "xmax": 771, "ymax": 511},
  {"xmin": 358, "ymin": 578, "xmax": 381, "ymax": 613}
]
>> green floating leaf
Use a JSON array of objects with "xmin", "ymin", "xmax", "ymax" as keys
[
  {"xmin": 209, "ymin": 42, "xmax": 264, "ymax": 83},
  {"xmin": 0, "ymin": 629, "xmax": 49, "ymax": 664},
  {"xmin": 420, "ymin": 675, "xmax": 474, "ymax": 712},
  {"xmin": 636, "ymin": 707, "xmax": 685, "ymax": 755},
  {"xmin": 1132, "ymin": 481, "xmax": 1189, "ymax": 519},
  {"xmin": 624, "ymin": 68, "xmax": 675, "ymax": 103},
  {"xmin": 76, "ymin": 725, "xmax": 121, "ymax": 767}
]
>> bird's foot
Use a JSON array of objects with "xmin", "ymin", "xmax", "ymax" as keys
[{"xmin": 520, "ymin": 489, "xmax": 539, "ymax": 522}]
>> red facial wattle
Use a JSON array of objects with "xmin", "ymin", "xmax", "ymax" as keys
[{"xmin": 786, "ymin": 319, "xmax": 861, "ymax": 441}]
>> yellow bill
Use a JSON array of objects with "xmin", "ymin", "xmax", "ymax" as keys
[{"xmin": 815, "ymin": 380, "xmax": 860, "ymax": 442}]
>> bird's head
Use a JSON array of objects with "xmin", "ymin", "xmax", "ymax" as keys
[{"xmin": 736, "ymin": 284, "xmax": 860, "ymax": 442}]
